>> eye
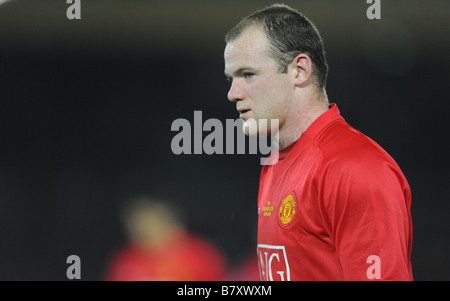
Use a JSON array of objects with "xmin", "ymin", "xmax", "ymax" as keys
[
  {"xmin": 243, "ymin": 73, "xmax": 255, "ymax": 79},
  {"xmin": 225, "ymin": 76, "xmax": 232, "ymax": 83}
]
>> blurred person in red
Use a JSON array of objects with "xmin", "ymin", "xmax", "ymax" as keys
[{"xmin": 104, "ymin": 195, "xmax": 227, "ymax": 281}]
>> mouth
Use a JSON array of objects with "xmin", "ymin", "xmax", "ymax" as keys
[{"xmin": 238, "ymin": 108, "xmax": 251, "ymax": 119}]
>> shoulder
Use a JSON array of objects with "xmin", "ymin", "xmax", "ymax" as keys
[
  {"xmin": 311, "ymin": 121, "xmax": 410, "ymax": 219},
  {"xmin": 314, "ymin": 120, "xmax": 400, "ymax": 178},
  {"xmin": 182, "ymin": 233, "xmax": 224, "ymax": 258}
]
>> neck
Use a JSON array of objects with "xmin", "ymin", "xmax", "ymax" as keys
[{"xmin": 273, "ymin": 89, "xmax": 329, "ymax": 149}]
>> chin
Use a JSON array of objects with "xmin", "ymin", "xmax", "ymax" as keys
[
  {"xmin": 242, "ymin": 118, "xmax": 271, "ymax": 136},
  {"xmin": 242, "ymin": 119, "xmax": 257, "ymax": 136}
]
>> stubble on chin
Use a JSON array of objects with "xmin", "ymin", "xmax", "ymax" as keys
[{"xmin": 242, "ymin": 117, "xmax": 273, "ymax": 137}]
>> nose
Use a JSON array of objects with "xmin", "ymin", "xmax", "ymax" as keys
[{"xmin": 227, "ymin": 79, "xmax": 245, "ymax": 103}]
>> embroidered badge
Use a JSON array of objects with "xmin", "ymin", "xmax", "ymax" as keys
[{"xmin": 278, "ymin": 193, "xmax": 297, "ymax": 228}]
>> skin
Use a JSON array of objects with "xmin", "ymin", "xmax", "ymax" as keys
[{"xmin": 224, "ymin": 26, "xmax": 330, "ymax": 149}]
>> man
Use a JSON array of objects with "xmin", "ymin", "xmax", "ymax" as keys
[{"xmin": 224, "ymin": 4, "xmax": 413, "ymax": 280}]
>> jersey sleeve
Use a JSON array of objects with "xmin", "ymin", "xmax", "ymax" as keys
[{"xmin": 315, "ymin": 149, "xmax": 413, "ymax": 280}]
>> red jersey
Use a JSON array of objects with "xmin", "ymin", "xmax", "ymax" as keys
[{"xmin": 257, "ymin": 103, "xmax": 413, "ymax": 281}]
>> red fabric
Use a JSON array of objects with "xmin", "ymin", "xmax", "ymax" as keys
[
  {"xmin": 257, "ymin": 103, "xmax": 413, "ymax": 281},
  {"xmin": 105, "ymin": 233, "xmax": 227, "ymax": 281}
]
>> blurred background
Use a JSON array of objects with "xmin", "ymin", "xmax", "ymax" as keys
[{"xmin": 0, "ymin": 0, "xmax": 448, "ymax": 280}]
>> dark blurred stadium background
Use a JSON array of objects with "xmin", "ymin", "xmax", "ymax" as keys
[{"xmin": 0, "ymin": 0, "xmax": 448, "ymax": 280}]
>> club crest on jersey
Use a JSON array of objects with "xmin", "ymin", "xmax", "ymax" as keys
[{"xmin": 278, "ymin": 192, "xmax": 297, "ymax": 228}]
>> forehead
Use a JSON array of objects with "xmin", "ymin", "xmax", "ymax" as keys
[{"xmin": 224, "ymin": 27, "xmax": 274, "ymax": 73}]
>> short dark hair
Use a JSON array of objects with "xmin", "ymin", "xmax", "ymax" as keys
[{"xmin": 225, "ymin": 4, "xmax": 328, "ymax": 89}]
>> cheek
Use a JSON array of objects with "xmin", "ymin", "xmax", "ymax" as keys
[
  {"xmin": 254, "ymin": 81, "xmax": 288, "ymax": 116},
  {"xmin": 248, "ymin": 78, "xmax": 277, "ymax": 107}
]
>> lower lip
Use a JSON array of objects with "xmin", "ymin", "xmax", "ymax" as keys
[{"xmin": 239, "ymin": 110, "xmax": 251, "ymax": 118}]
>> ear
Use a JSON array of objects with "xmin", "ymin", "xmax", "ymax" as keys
[{"xmin": 289, "ymin": 53, "xmax": 313, "ymax": 87}]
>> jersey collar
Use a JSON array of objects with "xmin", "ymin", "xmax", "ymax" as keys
[{"xmin": 277, "ymin": 103, "xmax": 342, "ymax": 160}]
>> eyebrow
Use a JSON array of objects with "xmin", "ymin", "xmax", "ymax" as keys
[{"xmin": 224, "ymin": 66, "xmax": 256, "ymax": 78}]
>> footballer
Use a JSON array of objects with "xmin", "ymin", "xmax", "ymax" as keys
[{"xmin": 224, "ymin": 4, "xmax": 413, "ymax": 280}]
